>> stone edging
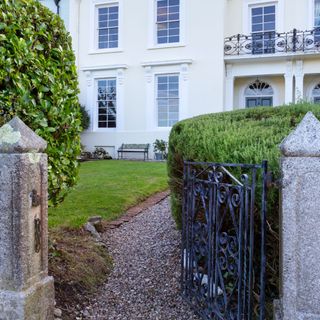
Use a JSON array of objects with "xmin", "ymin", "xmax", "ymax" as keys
[{"xmin": 102, "ymin": 190, "xmax": 170, "ymax": 230}]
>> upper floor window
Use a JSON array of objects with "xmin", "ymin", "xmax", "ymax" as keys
[
  {"xmin": 156, "ymin": 0, "xmax": 180, "ymax": 44},
  {"xmin": 156, "ymin": 74, "xmax": 179, "ymax": 127},
  {"xmin": 97, "ymin": 5, "xmax": 119, "ymax": 49},
  {"xmin": 251, "ymin": 5, "xmax": 276, "ymax": 54},
  {"xmin": 97, "ymin": 79, "xmax": 117, "ymax": 128}
]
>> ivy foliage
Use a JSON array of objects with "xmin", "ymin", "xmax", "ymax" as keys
[{"xmin": 0, "ymin": 0, "xmax": 82, "ymax": 205}]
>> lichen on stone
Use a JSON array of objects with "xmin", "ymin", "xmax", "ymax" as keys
[
  {"xmin": 28, "ymin": 153, "xmax": 41, "ymax": 164},
  {"xmin": 0, "ymin": 124, "xmax": 21, "ymax": 145}
]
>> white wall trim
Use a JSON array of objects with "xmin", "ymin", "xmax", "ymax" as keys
[
  {"xmin": 243, "ymin": 0, "xmax": 284, "ymax": 34},
  {"xmin": 238, "ymin": 77, "xmax": 280, "ymax": 108},
  {"xmin": 144, "ymin": 63, "xmax": 189, "ymax": 131},
  {"xmin": 81, "ymin": 64, "xmax": 128, "ymax": 71},
  {"xmin": 141, "ymin": 59, "xmax": 193, "ymax": 67},
  {"xmin": 147, "ymin": 0, "xmax": 186, "ymax": 49},
  {"xmin": 89, "ymin": 0, "xmax": 124, "ymax": 54},
  {"xmin": 84, "ymin": 68, "xmax": 125, "ymax": 133}
]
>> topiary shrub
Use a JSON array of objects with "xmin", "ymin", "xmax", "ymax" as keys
[
  {"xmin": 167, "ymin": 102, "xmax": 320, "ymax": 316},
  {"xmin": 0, "ymin": 0, "xmax": 81, "ymax": 205}
]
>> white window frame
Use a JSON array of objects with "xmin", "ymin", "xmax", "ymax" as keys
[
  {"xmin": 143, "ymin": 61, "xmax": 191, "ymax": 131},
  {"xmin": 96, "ymin": 78, "xmax": 117, "ymax": 129},
  {"xmin": 243, "ymin": 0, "xmax": 283, "ymax": 34},
  {"xmin": 83, "ymin": 67, "xmax": 126, "ymax": 132},
  {"xmin": 155, "ymin": 73, "xmax": 180, "ymax": 128},
  {"xmin": 148, "ymin": 0, "xmax": 186, "ymax": 49},
  {"xmin": 89, "ymin": 0, "xmax": 123, "ymax": 54}
]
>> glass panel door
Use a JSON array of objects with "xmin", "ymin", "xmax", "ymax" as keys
[
  {"xmin": 246, "ymin": 97, "xmax": 273, "ymax": 108},
  {"xmin": 251, "ymin": 5, "xmax": 276, "ymax": 54}
]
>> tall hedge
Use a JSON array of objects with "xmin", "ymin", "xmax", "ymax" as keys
[
  {"xmin": 0, "ymin": 0, "xmax": 82, "ymax": 205},
  {"xmin": 168, "ymin": 103, "xmax": 320, "ymax": 314}
]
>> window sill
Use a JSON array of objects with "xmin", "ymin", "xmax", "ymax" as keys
[
  {"xmin": 147, "ymin": 43, "xmax": 186, "ymax": 50},
  {"xmin": 89, "ymin": 48, "xmax": 123, "ymax": 55},
  {"xmin": 92, "ymin": 128, "xmax": 118, "ymax": 132}
]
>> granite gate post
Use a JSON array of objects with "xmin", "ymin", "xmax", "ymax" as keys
[
  {"xmin": 0, "ymin": 117, "xmax": 54, "ymax": 319},
  {"xmin": 277, "ymin": 112, "xmax": 320, "ymax": 320}
]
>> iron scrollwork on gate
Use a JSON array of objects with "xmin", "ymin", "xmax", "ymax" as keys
[{"xmin": 182, "ymin": 161, "xmax": 268, "ymax": 320}]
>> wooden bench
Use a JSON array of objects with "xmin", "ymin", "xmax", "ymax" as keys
[{"xmin": 117, "ymin": 144, "xmax": 150, "ymax": 160}]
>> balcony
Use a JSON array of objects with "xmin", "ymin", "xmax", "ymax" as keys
[{"xmin": 224, "ymin": 28, "xmax": 320, "ymax": 57}]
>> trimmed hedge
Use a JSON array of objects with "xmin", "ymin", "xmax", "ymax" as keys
[
  {"xmin": 168, "ymin": 103, "xmax": 320, "ymax": 313},
  {"xmin": 0, "ymin": 0, "xmax": 81, "ymax": 205}
]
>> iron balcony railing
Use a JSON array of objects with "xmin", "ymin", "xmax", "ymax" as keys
[{"xmin": 224, "ymin": 28, "xmax": 320, "ymax": 56}]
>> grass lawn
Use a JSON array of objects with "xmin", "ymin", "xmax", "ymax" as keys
[{"xmin": 48, "ymin": 160, "xmax": 168, "ymax": 229}]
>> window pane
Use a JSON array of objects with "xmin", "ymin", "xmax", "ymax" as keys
[
  {"xmin": 252, "ymin": 7, "xmax": 262, "ymax": 16},
  {"xmin": 98, "ymin": 6, "xmax": 119, "ymax": 49},
  {"xmin": 157, "ymin": 74, "xmax": 179, "ymax": 127},
  {"xmin": 156, "ymin": 0, "xmax": 180, "ymax": 44},
  {"xmin": 252, "ymin": 16, "xmax": 262, "ymax": 24},
  {"xmin": 97, "ymin": 78, "xmax": 117, "ymax": 128},
  {"xmin": 252, "ymin": 24, "xmax": 263, "ymax": 32},
  {"xmin": 264, "ymin": 6, "xmax": 275, "ymax": 14}
]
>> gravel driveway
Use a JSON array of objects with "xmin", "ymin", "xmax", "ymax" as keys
[{"xmin": 79, "ymin": 197, "xmax": 200, "ymax": 320}]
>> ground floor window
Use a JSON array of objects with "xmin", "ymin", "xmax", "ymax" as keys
[
  {"xmin": 156, "ymin": 74, "xmax": 179, "ymax": 127},
  {"xmin": 97, "ymin": 78, "xmax": 117, "ymax": 128},
  {"xmin": 245, "ymin": 80, "xmax": 273, "ymax": 108}
]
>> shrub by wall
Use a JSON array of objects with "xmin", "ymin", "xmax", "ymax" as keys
[
  {"xmin": 168, "ymin": 103, "xmax": 320, "ymax": 311},
  {"xmin": 0, "ymin": 0, "xmax": 81, "ymax": 205}
]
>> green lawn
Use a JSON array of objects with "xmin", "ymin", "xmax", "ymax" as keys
[{"xmin": 48, "ymin": 160, "xmax": 168, "ymax": 229}]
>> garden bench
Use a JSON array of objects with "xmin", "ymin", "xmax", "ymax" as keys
[{"xmin": 117, "ymin": 143, "xmax": 150, "ymax": 160}]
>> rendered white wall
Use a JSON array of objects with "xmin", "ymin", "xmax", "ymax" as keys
[{"xmin": 79, "ymin": 0, "xmax": 226, "ymax": 154}]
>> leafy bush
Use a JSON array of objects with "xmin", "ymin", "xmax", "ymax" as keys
[
  {"xmin": 93, "ymin": 147, "xmax": 112, "ymax": 160},
  {"xmin": 80, "ymin": 105, "xmax": 90, "ymax": 130},
  {"xmin": 0, "ymin": 0, "xmax": 81, "ymax": 205},
  {"xmin": 168, "ymin": 102, "xmax": 320, "ymax": 313}
]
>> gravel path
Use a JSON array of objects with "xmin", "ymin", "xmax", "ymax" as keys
[{"xmin": 79, "ymin": 197, "xmax": 200, "ymax": 320}]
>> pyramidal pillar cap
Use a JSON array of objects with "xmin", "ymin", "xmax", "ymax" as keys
[
  {"xmin": 280, "ymin": 111, "xmax": 320, "ymax": 157},
  {"xmin": 0, "ymin": 117, "xmax": 47, "ymax": 153}
]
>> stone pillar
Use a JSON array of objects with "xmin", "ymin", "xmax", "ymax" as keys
[
  {"xmin": 277, "ymin": 112, "xmax": 320, "ymax": 320},
  {"xmin": 0, "ymin": 117, "xmax": 54, "ymax": 319}
]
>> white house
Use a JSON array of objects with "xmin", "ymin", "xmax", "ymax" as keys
[{"xmin": 41, "ymin": 0, "xmax": 320, "ymax": 158}]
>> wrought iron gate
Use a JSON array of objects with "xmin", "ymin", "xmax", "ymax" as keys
[{"xmin": 182, "ymin": 161, "xmax": 268, "ymax": 320}]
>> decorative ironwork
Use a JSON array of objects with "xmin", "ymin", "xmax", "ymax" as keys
[
  {"xmin": 34, "ymin": 218, "xmax": 41, "ymax": 253},
  {"xmin": 245, "ymin": 80, "xmax": 274, "ymax": 97},
  {"xmin": 225, "ymin": 28, "xmax": 320, "ymax": 56},
  {"xmin": 182, "ymin": 161, "xmax": 268, "ymax": 320}
]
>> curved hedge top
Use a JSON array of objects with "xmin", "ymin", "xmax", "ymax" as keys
[
  {"xmin": 167, "ymin": 103, "xmax": 320, "ymax": 312},
  {"xmin": 0, "ymin": 0, "xmax": 81, "ymax": 205},
  {"xmin": 168, "ymin": 103, "xmax": 320, "ymax": 226}
]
